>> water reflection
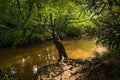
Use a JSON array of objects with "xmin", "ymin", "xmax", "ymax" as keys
[
  {"xmin": 33, "ymin": 65, "xmax": 38, "ymax": 74},
  {"xmin": 10, "ymin": 67, "xmax": 17, "ymax": 74},
  {"xmin": 0, "ymin": 39, "xmax": 108, "ymax": 80},
  {"xmin": 52, "ymin": 56, "xmax": 56, "ymax": 60},
  {"xmin": 37, "ymin": 54, "xmax": 40, "ymax": 57},
  {"xmin": 96, "ymin": 45, "xmax": 108, "ymax": 56},
  {"xmin": 22, "ymin": 58, "xmax": 25, "ymax": 63}
]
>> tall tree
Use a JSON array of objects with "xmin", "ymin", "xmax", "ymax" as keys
[{"xmin": 50, "ymin": 13, "xmax": 68, "ymax": 61}]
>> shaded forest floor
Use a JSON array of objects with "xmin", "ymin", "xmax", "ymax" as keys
[{"xmin": 37, "ymin": 56, "xmax": 120, "ymax": 80}]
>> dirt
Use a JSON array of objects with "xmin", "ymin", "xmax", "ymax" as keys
[
  {"xmin": 36, "ymin": 57, "xmax": 120, "ymax": 80},
  {"xmin": 36, "ymin": 58, "xmax": 92, "ymax": 80}
]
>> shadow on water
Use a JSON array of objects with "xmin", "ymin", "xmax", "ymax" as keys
[{"xmin": 0, "ymin": 38, "xmax": 108, "ymax": 80}]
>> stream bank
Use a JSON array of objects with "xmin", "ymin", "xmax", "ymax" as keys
[{"xmin": 36, "ymin": 55, "xmax": 120, "ymax": 80}]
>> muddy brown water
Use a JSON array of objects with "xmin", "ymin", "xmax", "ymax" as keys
[{"xmin": 0, "ymin": 38, "xmax": 107, "ymax": 80}]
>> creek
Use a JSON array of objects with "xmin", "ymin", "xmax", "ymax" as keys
[{"xmin": 0, "ymin": 38, "xmax": 107, "ymax": 80}]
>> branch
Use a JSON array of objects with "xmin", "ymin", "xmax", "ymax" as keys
[
  {"xmin": 0, "ymin": 25, "xmax": 11, "ymax": 30},
  {"xmin": 68, "ymin": 19, "xmax": 90, "ymax": 24},
  {"xmin": 17, "ymin": 0, "xmax": 26, "ymax": 21},
  {"xmin": 26, "ymin": 0, "xmax": 34, "ymax": 20}
]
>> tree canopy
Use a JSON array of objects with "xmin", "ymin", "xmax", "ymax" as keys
[{"xmin": 0, "ymin": 0, "xmax": 120, "ymax": 57}]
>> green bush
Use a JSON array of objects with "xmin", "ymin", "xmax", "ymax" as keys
[
  {"xmin": 0, "ymin": 29, "xmax": 24, "ymax": 47},
  {"xmin": 0, "ymin": 27, "xmax": 52, "ymax": 47},
  {"xmin": 65, "ymin": 26, "xmax": 82, "ymax": 37}
]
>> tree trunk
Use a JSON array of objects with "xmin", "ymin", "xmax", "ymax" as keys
[{"xmin": 50, "ymin": 13, "xmax": 68, "ymax": 61}]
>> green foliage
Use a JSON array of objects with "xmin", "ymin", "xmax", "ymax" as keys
[
  {"xmin": 94, "ymin": 10, "xmax": 120, "ymax": 57},
  {"xmin": 65, "ymin": 26, "xmax": 82, "ymax": 37},
  {"xmin": 1, "ymin": 0, "xmax": 90, "ymax": 47},
  {"xmin": 82, "ymin": 0, "xmax": 120, "ymax": 58},
  {"xmin": 30, "ymin": 27, "xmax": 52, "ymax": 42},
  {"xmin": 0, "ymin": 28, "xmax": 52, "ymax": 47},
  {"xmin": 0, "ymin": 0, "xmax": 119, "ymax": 51},
  {"xmin": 0, "ymin": 29, "xmax": 25, "ymax": 47}
]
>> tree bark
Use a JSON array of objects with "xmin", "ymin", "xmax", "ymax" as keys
[{"xmin": 50, "ymin": 13, "xmax": 68, "ymax": 61}]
